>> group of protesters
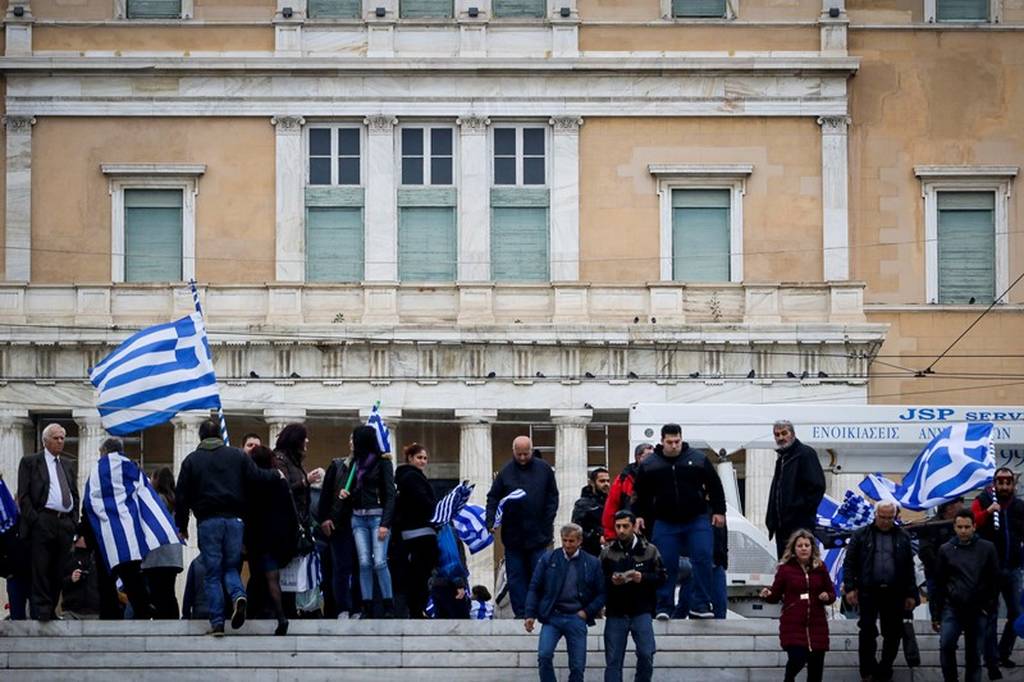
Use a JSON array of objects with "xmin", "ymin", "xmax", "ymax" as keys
[{"xmin": 2, "ymin": 417, "xmax": 1022, "ymax": 682}]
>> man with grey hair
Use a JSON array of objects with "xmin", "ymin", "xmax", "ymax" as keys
[
  {"xmin": 765, "ymin": 419, "xmax": 826, "ymax": 559},
  {"xmin": 17, "ymin": 422, "xmax": 80, "ymax": 620},
  {"xmin": 525, "ymin": 522, "xmax": 605, "ymax": 682}
]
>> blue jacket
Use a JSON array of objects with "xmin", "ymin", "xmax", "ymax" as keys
[{"xmin": 525, "ymin": 548, "xmax": 605, "ymax": 625}]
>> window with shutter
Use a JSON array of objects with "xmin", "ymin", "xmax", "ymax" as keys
[
  {"xmin": 126, "ymin": 0, "xmax": 182, "ymax": 18},
  {"xmin": 937, "ymin": 191, "xmax": 995, "ymax": 304},
  {"xmin": 400, "ymin": 0, "xmax": 454, "ymax": 18},
  {"xmin": 398, "ymin": 207, "xmax": 457, "ymax": 281},
  {"xmin": 491, "ymin": 207, "xmax": 549, "ymax": 282},
  {"xmin": 401, "ymin": 127, "xmax": 454, "ymax": 186},
  {"xmin": 124, "ymin": 189, "xmax": 183, "ymax": 282},
  {"xmin": 493, "ymin": 0, "xmax": 547, "ymax": 17},
  {"xmin": 493, "ymin": 126, "xmax": 547, "ymax": 187},
  {"xmin": 306, "ymin": 207, "xmax": 364, "ymax": 282},
  {"xmin": 672, "ymin": 0, "xmax": 727, "ymax": 17},
  {"xmin": 307, "ymin": 0, "xmax": 361, "ymax": 18},
  {"xmin": 308, "ymin": 126, "xmax": 361, "ymax": 186},
  {"xmin": 936, "ymin": 0, "xmax": 989, "ymax": 21},
  {"xmin": 671, "ymin": 189, "xmax": 730, "ymax": 282}
]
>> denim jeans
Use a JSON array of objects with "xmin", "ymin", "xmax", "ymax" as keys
[
  {"xmin": 328, "ymin": 522, "xmax": 358, "ymax": 614},
  {"xmin": 505, "ymin": 546, "xmax": 546, "ymax": 618},
  {"xmin": 197, "ymin": 517, "xmax": 245, "ymax": 628},
  {"xmin": 538, "ymin": 612, "xmax": 588, "ymax": 682},
  {"xmin": 711, "ymin": 565, "xmax": 728, "ymax": 619},
  {"xmin": 351, "ymin": 513, "xmax": 392, "ymax": 600},
  {"xmin": 940, "ymin": 606, "xmax": 987, "ymax": 682},
  {"xmin": 652, "ymin": 515, "xmax": 713, "ymax": 615},
  {"xmin": 604, "ymin": 613, "xmax": 656, "ymax": 682},
  {"xmin": 984, "ymin": 567, "xmax": 1022, "ymax": 665}
]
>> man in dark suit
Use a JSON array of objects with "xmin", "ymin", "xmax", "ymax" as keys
[{"xmin": 17, "ymin": 423, "xmax": 80, "ymax": 621}]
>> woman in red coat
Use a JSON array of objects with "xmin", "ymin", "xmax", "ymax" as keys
[{"xmin": 759, "ymin": 529, "xmax": 836, "ymax": 682}]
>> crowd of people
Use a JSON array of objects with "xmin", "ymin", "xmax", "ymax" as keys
[{"xmin": 1, "ymin": 418, "xmax": 1022, "ymax": 682}]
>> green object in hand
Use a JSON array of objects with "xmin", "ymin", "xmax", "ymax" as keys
[{"xmin": 343, "ymin": 462, "xmax": 357, "ymax": 493}]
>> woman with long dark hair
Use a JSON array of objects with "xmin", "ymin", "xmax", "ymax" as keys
[
  {"xmin": 272, "ymin": 424, "xmax": 320, "ymax": 619},
  {"xmin": 759, "ymin": 529, "xmax": 836, "ymax": 682},
  {"xmin": 338, "ymin": 425, "xmax": 396, "ymax": 618},
  {"xmin": 142, "ymin": 466, "xmax": 183, "ymax": 619},
  {"xmin": 392, "ymin": 443, "xmax": 438, "ymax": 619}
]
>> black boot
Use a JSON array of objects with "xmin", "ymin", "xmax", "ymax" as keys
[
  {"xmin": 361, "ymin": 600, "xmax": 375, "ymax": 619},
  {"xmin": 382, "ymin": 599, "xmax": 395, "ymax": 619}
]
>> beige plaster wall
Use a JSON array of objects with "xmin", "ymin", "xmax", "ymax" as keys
[
  {"xmin": 32, "ymin": 26, "xmax": 274, "ymax": 52},
  {"xmin": 31, "ymin": 117, "xmax": 276, "ymax": 284},
  {"xmin": 849, "ymin": 30, "xmax": 1024, "ymax": 304},
  {"xmin": 577, "ymin": 0, "xmax": 821, "ymax": 22},
  {"xmin": 28, "ymin": 0, "xmax": 275, "ymax": 21},
  {"xmin": 845, "ymin": 0, "xmax": 922, "ymax": 24},
  {"xmin": 579, "ymin": 117, "xmax": 823, "ymax": 283},
  {"xmin": 579, "ymin": 25, "xmax": 820, "ymax": 52}
]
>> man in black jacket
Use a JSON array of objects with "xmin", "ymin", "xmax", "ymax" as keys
[
  {"xmin": 571, "ymin": 466, "xmax": 609, "ymax": 557},
  {"xmin": 175, "ymin": 419, "xmax": 282, "ymax": 635},
  {"xmin": 633, "ymin": 423, "xmax": 726, "ymax": 620},
  {"xmin": 486, "ymin": 435, "xmax": 559, "ymax": 618},
  {"xmin": 932, "ymin": 509, "xmax": 1000, "ymax": 682},
  {"xmin": 843, "ymin": 501, "xmax": 918, "ymax": 682},
  {"xmin": 601, "ymin": 510, "xmax": 666, "ymax": 682},
  {"xmin": 765, "ymin": 420, "xmax": 826, "ymax": 559}
]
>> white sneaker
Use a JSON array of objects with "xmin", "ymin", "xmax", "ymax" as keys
[
  {"xmin": 349, "ymin": 612, "xmax": 362, "ymax": 620},
  {"xmin": 336, "ymin": 612, "xmax": 350, "ymax": 620},
  {"xmin": 655, "ymin": 612, "xmax": 671, "ymax": 621}
]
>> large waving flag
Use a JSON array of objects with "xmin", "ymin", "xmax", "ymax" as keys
[
  {"xmin": 453, "ymin": 504, "xmax": 494, "ymax": 554},
  {"xmin": 0, "ymin": 476, "xmax": 18, "ymax": 533},
  {"xmin": 88, "ymin": 312, "xmax": 221, "ymax": 436},
  {"xmin": 816, "ymin": 493, "xmax": 875, "ymax": 589},
  {"xmin": 858, "ymin": 422, "xmax": 995, "ymax": 511},
  {"xmin": 84, "ymin": 453, "xmax": 181, "ymax": 570},
  {"xmin": 367, "ymin": 402, "xmax": 392, "ymax": 455},
  {"xmin": 432, "ymin": 482, "xmax": 474, "ymax": 525}
]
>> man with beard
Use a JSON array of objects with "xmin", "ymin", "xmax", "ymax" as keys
[
  {"xmin": 765, "ymin": 419, "xmax": 826, "ymax": 559},
  {"xmin": 572, "ymin": 467, "xmax": 610, "ymax": 557}
]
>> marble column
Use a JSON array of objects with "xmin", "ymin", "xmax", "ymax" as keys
[
  {"xmin": 363, "ymin": 115, "xmax": 398, "ymax": 282},
  {"xmin": 4, "ymin": 115, "xmax": 35, "ymax": 281},
  {"xmin": 456, "ymin": 115, "xmax": 491, "ymax": 281},
  {"xmin": 818, "ymin": 115, "xmax": 851, "ymax": 281},
  {"xmin": 551, "ymin": 409, "xmax": 592, "ymax": 530},
  {"xmin": 172, "ymin": 411, "xmax": 208, "ymax": 600},
  {"xmin": 0, "ymin": 409, "xmax": 31, "ymax": 493},
  {"xmin": 264, "ymin": 408, "xmax": 307, "ymax": 449},
  {"xmin": 549, "ymin": 116, "xmax": 582, "ymax": 282},
  {"xmin": 73, "ymin": 408, "xmax": 106, "ymax": 487},
  {"xmin": 744, "ymin": 448, "xmax": 776, "ymax": 534},
  {"xmin": 272, "ymin": 115, "xmax": 306, "ymax": 282},
  {"xmin": 457, "ymin": 409, "xmax": 497, "ymax": 594}
]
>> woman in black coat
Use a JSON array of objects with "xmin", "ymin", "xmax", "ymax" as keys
[{"xmin": 392, "ymin": 443, "xmax": 438, "ymax": 619}]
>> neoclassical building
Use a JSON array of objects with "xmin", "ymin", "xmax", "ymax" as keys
[{"xmin": 0, "ymin": 0, "xmax": 1021, "ymax": 588}]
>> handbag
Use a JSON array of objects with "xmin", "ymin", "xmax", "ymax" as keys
[{"xmin": 295, "ymin": 522, "xmax": 315, "ymax": 556}]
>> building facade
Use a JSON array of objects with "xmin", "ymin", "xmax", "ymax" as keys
[{"xmin": 0, "ymin": 0, "xmax": 1021, "ymax": 588}]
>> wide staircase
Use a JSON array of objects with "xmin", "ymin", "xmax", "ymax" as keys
[{"xmin": 0, "ymin": 618, "xmax": 994, "ymax": 680}]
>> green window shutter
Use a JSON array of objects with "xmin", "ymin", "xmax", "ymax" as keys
[
  {"xmin": 492, "ymin": 0, "xmax": 546, "ymax": 17},
  {"xmin": 936, "ymin": 0, "xmax": 988, "ymax": 21},
  {"xmin": 307, "ymin": 0, "xmax": 361, "ymax": 17},
  {"xmin": 124, "ymin": 189, "xmax": 183, "ymax": 283},
  {"xmin": 400, "ymin": 0, "xmax": 454, "ymax": 18},
  {"xmin": 937, "ymin": 191, "xmax": 995, "ymax": 304},
  {"xmin": 399, "ymin": 207, "xmax": 456, "ymax": 281},
  {"xmin": 126, "ymin": 0, "xmax": 182, "ymax": 18},
  {"xmin": 672, "ymin": 189, "xmax": 730, "ymax": 282},
  {"xmin": 672, "ymin": 0, "xmax": 727, "ymax": 17},
  {"xmin": 306, "ymin": 207, "xmax": 364, "ymax": 282},
  {"xmin": 492, "ymin": 207, "xmax": 549, "ymax": 282}
]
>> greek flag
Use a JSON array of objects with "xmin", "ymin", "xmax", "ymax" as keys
[
  {"xmin": 89, "ymin": 312, "xmax": 221, "ymax": 436},
  {"xmin": 84, "ymin": 453, "xmax": 181, "ymax": 571},
  {"xmin": 367, "ymin": 402, "xmax": 391, "ymax": 454},
  {"xmin": 493, "ymin": 488, "xmax": 527, "ymax": 528},
  {"xmin": 0, "ymin": 477, "xmax": 18, "ymax": 534},
  {"xmin": 432, "ymin": 482, "xmax": 474, "ymax": 525},
  {"xmin": 453, "ymin": 504, "xmax": 493, "ymax": 554},
  {"xmin": 470, "ymin": 599, "xmax": 494, "ymax": 620},
  {"xmin": 858, "ymin": 422, "xmax": 995, "ymax": 511},
  {"xmin": 818, "ymin": 490, "xmax": 875, "ymax": 531}
]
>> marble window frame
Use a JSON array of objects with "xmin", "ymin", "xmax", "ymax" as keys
[
  {"xmin": 489, "ymin": 122, "xmax": 550, "ymax": 188},
  {"xmin": 114, "ymin": 0, "xmax": 195, "ymax": 20},
  {"xmin": 923, "ymin": 0, "xmax": 1002, "ymax": 22},
  {"xmin": 397, "ymin": 122, "xmax": 459, "ymax": 187},
  {"xmin": 304, "ymin": 122, "xmax": 366, "ymax": 187}
]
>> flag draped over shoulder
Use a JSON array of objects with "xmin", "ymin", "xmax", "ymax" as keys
[
  {"xmin": 88, "ymin": 313, "xmax": 221, "ymax": 436},
  {"xmin": 0, "ymin": 477, "xmax": 18, "ymax": 533},
  {"xmin": 858, "ymin": 422, "xmax": 995, "ymax": 511},
  {"xmin": 84, "ymin": 453, "xmax": 181, "ymax": 571}
]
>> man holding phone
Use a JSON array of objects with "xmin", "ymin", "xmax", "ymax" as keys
[{"xmin": 600, "ymin": 510, "xmax": 667, "ymax": 682}]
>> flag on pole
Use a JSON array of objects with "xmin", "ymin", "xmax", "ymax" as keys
[
  {"xmin": 83, "ymin": 452, "xmax": 182, "ymax": 571},
  {"xmin": 432, "ymin": 482, "xmax": 474, "ymax": 525},
  {"xmin": 493, "ymin": 488, "xmax": 527, "ymax": 528},
  {"xmin": 858, "ymin": 422, "xmax": 995, "ymax": 511},
  {"xmin": 0, "ymin": 477, "xmax": 18, "ymax": 533},
  {"xmin": 453, "ymin": 504, "xmax": 493, "ymax": 554},
  {"xmin": 366, "ymin": 402, "xmax": 391, "ymax": 455}
]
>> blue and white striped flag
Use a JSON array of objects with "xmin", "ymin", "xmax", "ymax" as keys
[
  {"xmin": 858, "ymin": 422, "xmax": 996, "ymax": 511},
  {"xmin": 818, "ymin": 490, "xmax": 875, "ymax": 531},
  {"xmin": 453, "ymin": 504, "xmax": 493, "ymax": 554},
  {"xmin": 88, "ymin": 313, "xmax": 221, "ymax": 436},
  {"xmin": 493, "ymin": 488, "xmax": 527, "ymax": 528},
  {"xmin": 367, "ymin": 402, "xmax": 391, "ymax": 455},
  {"xmin": 84, "ymin": 453, "xmax": 181, "ymax": 571},
  {"xmin": 432, "ymin": 482, "xmax": 474, "ymax": 525},
  {"xmin": 0, "ymin": 477, "xmax": 18, "ymax": 533},
  {"xmin": 470, "ymin": 599, "xmax": 494, "ymax": 620}
]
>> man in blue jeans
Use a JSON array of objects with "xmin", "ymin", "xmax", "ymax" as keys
[
  {"xmin": 525, "ymin": 523, "xmax": 605, "ymax": 682},
  {"xmin": 601, "ymin": 510, "xmax": 666, "ymax": 682},
  {"xmin": 633, "ymin": 423, "xmax": 726, "ymax": 619},
  {"xmin": 175, "ymin": 419, "xmax": 283, "ymax": 635}
]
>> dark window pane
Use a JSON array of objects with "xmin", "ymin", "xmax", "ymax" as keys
[
  {"xmin": 338, "ymin": 158, "xmax": 360, "ymax": 185},
  {"xmin": 523, "ymin": 128, "xmax": 545, "ymax": 156},
  {"xmin": 494, "ymin": 128, "xmax": 516, "ymax": 156},
  {"xmin": 338, "ymin": 129, "xmax": 360, "ymax": 157},
  {"xmin": 309, "ymin": 128, "xmax": 331, "ymax": 156},
  {"xmin": 402, "ymin": 128, "xmax": 424, "ymax": 156},
  {"xmin": 403, "ymin": 158, "xmax": 424, "ymax": 185},
  {"xmin": 431, "ymin": 157, "xmax": 453, "ymax": 185},
  {"xmin": 431, "ymin": 128, "xmax": 453, "ymax": 156},
  {"xmin": 494, "ymin": 157, "xmax": 516, "ymax": 185},
  {"xmin": 310, "ymin": 158, "xmax": 331, "ymax": 185},
  {"xmin": 523, "ymin": 157, "xmax": 545, "ymax": 185}
]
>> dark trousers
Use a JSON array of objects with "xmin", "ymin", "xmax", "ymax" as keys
[
  {"xmin": 6, "ymin": 575, "xmax": 29, "ymax": 620},
  {"xmin": 984, "ymin": 567, "xmax": 1022, "ymax": 665},
  {"xmin": 328, "ymin": 526, "xmax": 360, "ymax": 616},
  {"xmin": 28, "ymin": 511, "xmax": 75, "ymax": 620},
  {"xmin": 784, "ymin": 646, "xmax": 825, "ymax": 682},
  {"xmin": 430, "ymin": 585, "xmax": 470, "ymax": 618},
  {"xmin": 505, "ymin": 546, "xmax": 546, "ymax": 618},
  {"xmin": 941, "ymin": 606, "xmax": 986, "ymax": 682},
  {"xmin": 857, "ymin": 586, "xmax": 904, "ymax": 680},
  {"xmin": 144, "ymin": 567, "xmax": 180, "ymax": 619},
  {"xmin": 400, "ymin": 534, "xmax": 438, "ymax": 619},
  {"xmin": 113, "ymin": 560, "xmax": 152, "ymax": 619}
]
